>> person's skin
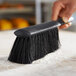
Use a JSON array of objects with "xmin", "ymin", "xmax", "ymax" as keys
[{"xmin": 52, "ymin": 0, "xmax": 76, "ymax": 29}]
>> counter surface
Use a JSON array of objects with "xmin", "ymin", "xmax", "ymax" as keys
[{"xmin": 0, "ymin": 30, "xmax": 76, "ymax": 76}]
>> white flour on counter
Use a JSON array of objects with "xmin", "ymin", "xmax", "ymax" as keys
[
  {"xmin": 0, "ymin": 57, "xmax": 25, "ymax": 72},
  {"xmin": 0, "ymin": 49, "xmax": 76, "ymax": 76},
  {"xmin": 0, "ymin": 49, "xmax": 71, "ymax": 72}
]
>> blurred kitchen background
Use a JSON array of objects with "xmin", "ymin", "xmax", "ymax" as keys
[
  {"xmin": 0, "ymin": 0, "xmax": 75, "ymax": 31},
  {"xmin": 0, "ymin": 0, "xmax": 76, "ymax": 55}
]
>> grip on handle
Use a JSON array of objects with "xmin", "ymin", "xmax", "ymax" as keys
[{"xmin": 58, "ymin": 17, "xmax": 74, "ymax": 25}]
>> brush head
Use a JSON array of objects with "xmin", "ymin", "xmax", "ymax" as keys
[
  {"xmin": 8, "ymin": 27, "xmax": 60, "ymax": 64},
  {"xmin": 8, "ymin": 17, "xmax": 73, "ymax": 64}
]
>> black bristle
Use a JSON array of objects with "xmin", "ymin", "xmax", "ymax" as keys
[{"xmin": 8, "ymin": 27, "xmax": 60, "ymax": 64}]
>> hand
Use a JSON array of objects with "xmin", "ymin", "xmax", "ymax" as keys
[{"xmin": 51, "ymin": 0, "xmax": 76, "ymax": 29}]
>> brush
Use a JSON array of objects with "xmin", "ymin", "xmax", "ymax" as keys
[{"xmin": 8, "ymin": 17, "xmax": 73, "ymax": 64}]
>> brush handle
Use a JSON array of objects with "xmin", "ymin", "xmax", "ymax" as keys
[{"xmin": 15, "ymin": 17, "xmax": 74, "ymax": 37}]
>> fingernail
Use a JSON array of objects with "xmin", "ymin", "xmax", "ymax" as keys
[{"xmin": 62, "ymin": 17, "xmax": 68, "ymax": 23}]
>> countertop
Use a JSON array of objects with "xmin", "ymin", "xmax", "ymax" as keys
[{"xmin": 0, "ymin": 30, "xmax": 76, "ymax": 76}]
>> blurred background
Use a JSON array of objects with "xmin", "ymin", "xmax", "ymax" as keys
[
  {"xmin": 0, "ymin": 0, "xmax": 76, "ymax": 55},
  {"xmin": 0, "ymin": 0, "xmax": 75, "ymax": 31}
]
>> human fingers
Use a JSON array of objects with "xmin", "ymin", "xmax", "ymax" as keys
[
  {"xmin": 59, "ymin": 4, "xmax": 76, "ymax": 19},
  {"xmin": 51, "ymin": 1, "xmax": 65, "ymax": 21},
  {"xmin": 59, "ymin": 22, "xmax": 72, "ymax": 29}
]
